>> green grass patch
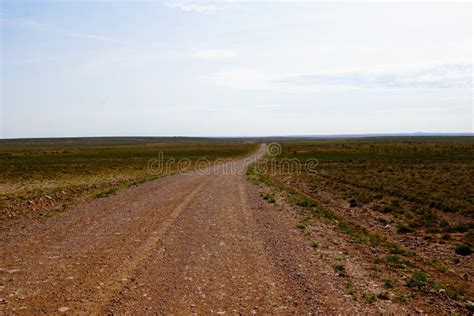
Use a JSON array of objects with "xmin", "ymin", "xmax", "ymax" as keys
[
  {"xmin": 93, "ymin": 187, "xmax": 118, "ymax": 199},
  {"xmin": 406, "ymin": 271, "xmax": 429, "ymax": 289},
  {"xmin": 362, "ymin": 292, "xmax": 377, "ymax": 304},
  {"xmin": 260, "ymin": 192, "xmax": 276, "ymax": 203},
  {"xmin": 246, "ymin": 145, "xmax": 473, "ymax": 308},
  {"xmin": 386, "ymin": 254, "xmax": 404, "ymax": 268},
  {"xmin": 296, "ymin": 197, "xmax": 317, "ymax": 207},
  {"xmin": 296, "ymin": 223, "xmax": 306, "ymax": 230},
  {"xmin": 1, "ymin": 138, "xmax": 257, "ymax": 222},
  {"xmin": 333, "ymin": 263, "xmax": 346, "ymax": 277}
]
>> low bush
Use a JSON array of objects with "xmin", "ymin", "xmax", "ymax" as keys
[
  {"xmin": 260, "ymin": 193, "xmax": 276, "ymax": 203},
  {"xmin": 363, "ymin": 292, "xmax": 377, "ymax": 304},
  {"xmin": 455, "ymin": 244, "xmax": 472, "ymax": 256},
  {"xmin": 296, "ymin": 197, "xmax": 317, "ymax": 207},
  {"xmin": 406, "ymin": 271, "xmax": 428, "ymax": 288},
  {"xmin": 397, "ymin": 223, "xmax": 415, "ymax": 233}
]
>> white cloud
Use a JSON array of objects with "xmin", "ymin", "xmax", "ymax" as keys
[
  {"xmin": 209, "ymin": 68, "xmax": 272, "ymax": 89},
  {"xmin": 1, "ymin": 17, "xmax": 125, "ymax": 44},
  {"xmin": 166, "ymin": 2, "xmax": 219, "ymax": 13},
  {"xmin": 192, "ymin": 49, "xmax": 238, "ymax": 60},
  {"xmin": 281, "ymin": 64, "xmax": 472, "ymax": 89},
  {"xmin": 209, "ymin": 63, "xmax": 473, "ymax": 91}
]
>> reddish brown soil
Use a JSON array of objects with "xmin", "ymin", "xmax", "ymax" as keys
[{"xmin": 1, "ymin": 146, "xmax": 409, "ymax": 314}]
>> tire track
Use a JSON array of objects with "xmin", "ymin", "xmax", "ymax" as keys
[
  {"xmin": 237, "ymin": 180, "xmax": 290, "ymax": 311},
  {"xmin": 86, "ymin": 175, "xmax": 215, "ymax": 313},
  {"xmin": 1, "ymin": 146, "xmax": 269, "ymax": 314},
  {"xmin": 2, "ymin": 172, "xmax": 203, "ymax": 254}
]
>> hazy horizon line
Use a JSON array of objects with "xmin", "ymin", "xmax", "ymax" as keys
[{"xmin": 2, "ymin": 132, "xmax": 474, "ymax": 141}]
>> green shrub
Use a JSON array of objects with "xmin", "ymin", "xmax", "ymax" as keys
[
  {"xmin": 397, "ymin": 223, "xmax": 415, "ymax": 233},
  {"xmin": 363, "ymin": 292, "xmax": 377, "ymax": 304},
  {"xmin": 406, "ymin": 271, "xmax": 428, "ymax": 288},
  {"xmin": 296, "ymin": 223, "xmax": 306, "ymax": 230},
  {"xmin": 466, "ymin": 303, "xmax": 474, "ymax": 313},
  {"xmin": 377, "ymin": 291, "xmax": 390, "ymax": 300},
  {"xmin": 344, "ymin": 281, "xmax": 355, "ymax": 296},
  {"xmin": 260, "ymin": 193, "xmax": 276, "ymax": 203},
  {"xmin": 333, "ymin": 263, "xmax": 346, "ymax": 276},
  {"xmin": 391, "ymin": 199, "xmax": 401, "ymax": 207},
  {"xmin": 386, "ymin": 254, "xmax": 404, "ymax": 267},
  {"xmin": 389, "ymin": 244, "xmax": 406, "ymax": 255},
  {"xmin": 383, "ymin": 279, "xmax": 394, "ymax": 289},
  {"xmin": 445, "ymin": 288, "xmax": 464, "ymax": 301},
  {"xmin": 296, "ymin": 198, "xmax": 317, "ymax": 207},
  {"xmin": 455, "ymin": 244, "xmax": 472, "ymax": 256}
]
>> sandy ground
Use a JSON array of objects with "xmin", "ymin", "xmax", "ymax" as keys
[{"xmin": 1, "ymin": 145, "xmax": 404, "ymax": 314}]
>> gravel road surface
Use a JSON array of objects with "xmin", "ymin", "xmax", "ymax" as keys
[{"xmin": 1, "ymin": 145, "xmax": 365, "ymax": 314}]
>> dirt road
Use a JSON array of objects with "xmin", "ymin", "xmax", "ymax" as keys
[{"xmin": 1, "ymin": 145, "xmax": 374, "ymax": 314}]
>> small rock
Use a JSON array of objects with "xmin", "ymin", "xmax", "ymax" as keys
[{"xmin": 58, "ymin": 307, "xmax": 69, "ymax": 313}]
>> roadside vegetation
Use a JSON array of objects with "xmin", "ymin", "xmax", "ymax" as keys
[
  {"xmin": 0, "ymin": 137, "xmax": 256, "ymax": 222},
  {"xmin": 248, "ymin": 137, "xmax": 473, "ymax": 313}
]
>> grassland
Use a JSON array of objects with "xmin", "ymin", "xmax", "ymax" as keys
[
  {"xmin": 276, "ymin": 137, "xmax": 473, "ymax": 239},
  {"xmin": 248, "ymin": 137, "xmax": 473, "ymax": 313},
  {"xmin": 0, "ymin": 137, "xmax": 257, "ymax": 221}
]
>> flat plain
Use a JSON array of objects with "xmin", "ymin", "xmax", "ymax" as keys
[
  {"xmin": 248, "ymin": 137, "xmax": 473, "ymax": 313},
  {"xmin": 0, "ymin": 137, "xmax": 473, "ymax": 314},
  {"xmin": 0, "ymin": 137, "xmax": 256, "ymax": 222}
]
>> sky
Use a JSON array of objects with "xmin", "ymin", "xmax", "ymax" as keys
[{"xmin": 0, "ymin": 1, "xmax": 472, "ymax": 138}]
